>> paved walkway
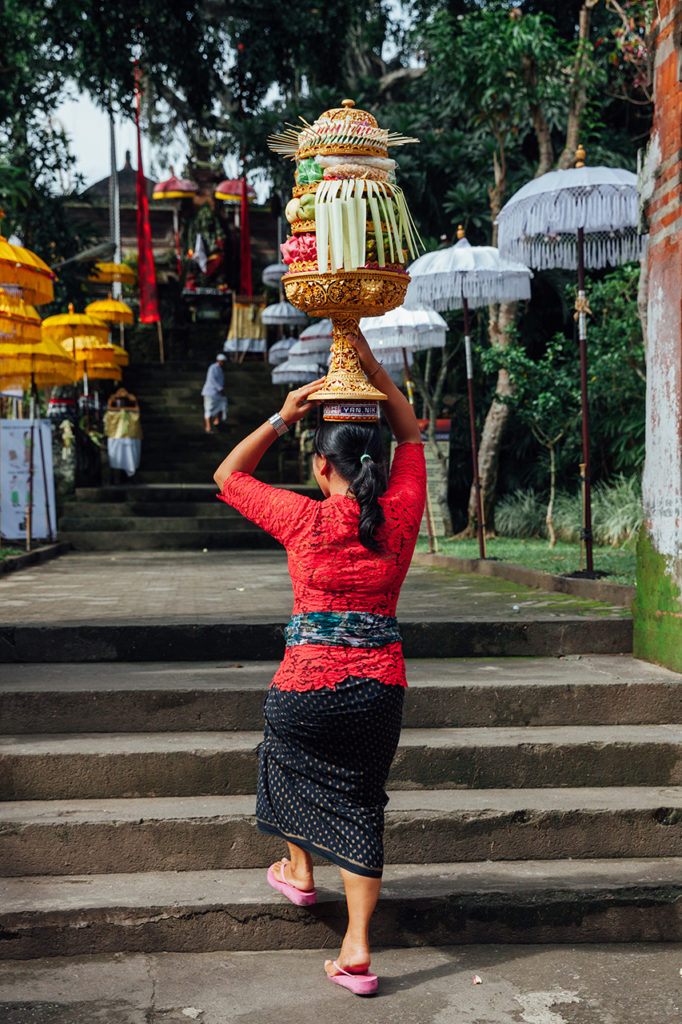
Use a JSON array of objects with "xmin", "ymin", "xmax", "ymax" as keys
[
  {"xmin": 0, "ymin": 550, "xmax": 629, "ymax": 626},
  {"xmin": 0, "ymin": 944, "xmax": 679, "ymax": 1023}
]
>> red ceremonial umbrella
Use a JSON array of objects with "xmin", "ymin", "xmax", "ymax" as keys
[{"xmin": 153, "ymin": 168, "xmax": 198, "ymax": 277}]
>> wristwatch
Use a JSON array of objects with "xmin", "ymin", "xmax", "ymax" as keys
[{"xmin": 268, "ymin": 412, "xmax": 289, "ymax": 436}]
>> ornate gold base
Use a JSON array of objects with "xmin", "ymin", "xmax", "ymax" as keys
[{"xmin": 283, "ymin": 268, "xmax": 408, "ymax": 404}]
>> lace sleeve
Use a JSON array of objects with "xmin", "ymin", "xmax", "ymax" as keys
[
  {"xmin": 219, "ymin": 472, "xmax": 317, "ymax": 546},
  {"xmin": 386, "ymin": 442, "xmax": 426, "ymax": 507}
]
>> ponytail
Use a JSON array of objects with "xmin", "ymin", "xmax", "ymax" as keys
[{"xmin": 314, "ymin": 422, "xmax": 387, "ymax": 550}]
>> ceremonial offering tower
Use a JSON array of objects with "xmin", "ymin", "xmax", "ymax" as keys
[{"xmin": 269, "ymin": 99, "xmax": 420, "ymax": 419}]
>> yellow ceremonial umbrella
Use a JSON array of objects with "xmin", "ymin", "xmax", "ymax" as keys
[
  {"xmin": 0, "ymin": 337, "xmax": 78, "ymax": 379},
  {"xmin": 0, "ymin": 221, "xmax": 55, "ymax": 307},
  {"xmin": 0, "ymin": 288, "xmax": 42, "ymax": 343},
  {"xmin": 76, "ymin": 360, "xmax": 122, "ymax": 382},
  {"xmin": 59, "ymin": 334, "xmax": 120, "ymax": 362},
  {"xmin": 42, "ymin": 303, "xmax": 109, "ymax": 344},
  {"xmin": 85, "ymin": 295, "xmax": 134, "ymax": 325},
  {"xmin": 0, "ymin": 346, "xmax": 73, "ymax": 549},
  {"xmin": 89, "ymin": 262, "xmax": 136, "ymax": 286},
  {"xmin": 110, "ymin": 343, "xmax": 129, "ymax": 366}
]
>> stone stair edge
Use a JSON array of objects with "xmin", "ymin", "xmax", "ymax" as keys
[
  {"xmin": 2, "ymin": 790, "xmax": 680, "ymax": 876},
  {"xmin": 0, "ymin": 619, "xmax": 635, "ymax": 663},
  {"xmin": 2, "ymin": 858, "xmax": 681, "ymax": 959}
]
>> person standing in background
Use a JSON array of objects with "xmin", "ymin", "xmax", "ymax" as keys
[{"xmin": 201, "ymin": 353, "xmax": 228, "ymax": 434}]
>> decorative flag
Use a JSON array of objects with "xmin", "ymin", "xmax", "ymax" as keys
[
  {"xmin": 134, "ymin": 66, "xmax": 160, "ymax": 323},
  {"xmin": 194, "ymin": 233, "xmax": 208, "ymax": 273},
  {"xmin": 239, "ymin": 171, "xmax": 253, "ymax": 296}
]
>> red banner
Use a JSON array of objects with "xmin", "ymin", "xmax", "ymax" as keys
[
  {"xmin": 134, "ymin": 67, "xmax": 160, "ymax": 323},
  {"xmin": 239, "ymin": 172, "xmax": 253, "ymax": 296}
]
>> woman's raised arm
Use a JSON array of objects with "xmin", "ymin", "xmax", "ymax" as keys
[
  {"xmin": 348, "ymin": 331, "xmax": 422, "ymax": 444},
  {"xmin": 213, "ymin": 377, "xmax": 325, "ymax": 489}
]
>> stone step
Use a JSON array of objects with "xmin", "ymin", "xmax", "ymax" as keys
[
  {"xmin": 2, "ymin": 788, "xmax": 680, "ymax": 877},
  {"xmin": 2, "ymin": 858, "xmax": 680, "ymax": 959},
  {"xmin": 61, "ymin": 501, "xmax": 246, "ymax": 518},
  {"xmin": 1, "ymin": 725, "xmax": 679, "ymax": 800},
  {"xmin": 72, "ymin": 484, "xmax": 316, "ymax": 502},
  {"xmin": 59, "ymin": 516, "xmax": 262, "ymax": 532},
  {"xmin": 58, "ymin": 529, "xmax": 281, "ymax": 552},
  {"xmin": 0, "ymin": 619, "xmax": 634, "ymax": 663},
  {"xmin": 1, "ymin": 657, "xmax": 678, "ymax": 733}
]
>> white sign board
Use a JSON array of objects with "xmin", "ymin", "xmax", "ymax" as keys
[{"xmin": 1, "ymin": 420, "xmax": 56, "ymax": 541}]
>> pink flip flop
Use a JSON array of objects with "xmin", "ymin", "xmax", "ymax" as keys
[
  {"xmin": 326, "ymin": 961, "xmax": 378, "ymax": 996},
  {"xmin": 266, "ymin": 860, "xmax": 317, "ymax": 907}
]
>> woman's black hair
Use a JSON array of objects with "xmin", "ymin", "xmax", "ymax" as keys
[{"xmin": 314, "ymin": 421, "xmax": 388, "ymax": 550}]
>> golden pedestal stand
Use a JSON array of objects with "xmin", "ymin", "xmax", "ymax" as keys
[{"xmin": 283, "ymin": 267, "xmax": 409, "ymax": 418}]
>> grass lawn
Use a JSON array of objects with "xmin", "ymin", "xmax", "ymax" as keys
[
  {"xmin": 0, "ymin": 547, "xmax": 23, "ymax": 561},
  {"xmin": 415, "ymin": 536, "xmax": 636, "ymax": 586}
]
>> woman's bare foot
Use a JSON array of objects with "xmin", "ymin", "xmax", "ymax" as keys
[
  {"xmin": 324, "ymin": 937, "xmax": 371, "ymax": 977},
  {"xmin": 272, "ymin": 858, "xmax": 314, "ymax": 893}
]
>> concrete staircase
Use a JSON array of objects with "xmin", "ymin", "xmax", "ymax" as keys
[
  {"xmin": 1, "ymin": 651, "xmax": 680, "ymax": 958},
  {"xmin": 59, "ymin": 361, "xmax": 303, "ymax": 550}
]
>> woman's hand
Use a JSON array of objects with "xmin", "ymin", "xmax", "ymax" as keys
[
  {"xmin": 346, "ymin": 329, "xmax": 381, "ymax": 376},
  {"xmin": 279, "ymin": 377, "xmax": 326, "ymax": 426}
]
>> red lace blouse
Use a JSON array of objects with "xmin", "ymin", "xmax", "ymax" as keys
[{"xmin": 219, "ymin": 441, "xmax": 426, "ymax": 691}]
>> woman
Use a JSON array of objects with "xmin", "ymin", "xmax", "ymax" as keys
[{"xmin": 214, "ymin": 331, "xmax": 426, "ymax": 996}]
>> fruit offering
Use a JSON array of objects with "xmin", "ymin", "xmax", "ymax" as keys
[{"xmin": 269, "ymin": 99, "xmax": 421, "ymax": 277}]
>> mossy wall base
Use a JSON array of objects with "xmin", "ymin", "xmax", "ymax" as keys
[{"xmin": 632, "ymin": 530, "xmax": 682, "ymax": 673}]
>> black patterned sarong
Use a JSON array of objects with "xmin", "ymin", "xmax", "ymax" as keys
[{"xmin": 256, "ymin": 676, "xmax": 404, "ymax": 878}]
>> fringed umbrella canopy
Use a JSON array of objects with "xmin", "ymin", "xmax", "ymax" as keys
[
  {"xmin": 110, "ymin": 343, "xmax": 130, "ymax": 366},
  {"xmin": 0, "ymin": 231, "xmax": 55, "ymax": 307},
  {"xmin": 359, "ymin": 304, "xmax": 448, "ymax": 351},
  {"xmin": 262, "ymin": 262, "xmax": 288, "ymax": 287},
  {"xmin": 153, "ymin": 169, "xmax": 198, "ymax": 201},
  {"xmin": 90, "ymin": 262, "xmax": 136, "ymax": 286},
  {"xmin": 75, "ymin": 360, "xmax": 122, "ymax": 381},
  {"xmin": 272, "ymin": 350, "xmax": 328, "ymax": 385},
  {"xmin": 268, "ymin": 336, "xmax": 297, "ymax": 366},
  {"xmin": 0, "ymin": 289, "xmax": 42, "ymax": 343},
  {"xmin": 405, "ymin": 237, "xmax": 533, "ymax": 311},
  {"xmin": 215, "ymin": 178, "xmax": 257, "ymax": 203},
  {"xmin": 261, "ymin": 300, "xmax": 308, "ymax": 326},
  {"xmin": 497, "ymin": 163, "xmax": 643, "ymax": 270},
  {"xmin": 0, "ymin": 337, "xmax": 78, "ymax": 381},
  {"xmin": 42, "ymin": 304, "xmax": 110, "ymax": 344},
  {"xmin": 299, "ymin": 318, "xmax": 333, "ymax": 342},
  {"xmin": 85, "ymin": 295, "xmax": 134, "ymax": 325},
  {"xmin": 59, "ymin": 335, "xmax": 120, "ymax": 364}
]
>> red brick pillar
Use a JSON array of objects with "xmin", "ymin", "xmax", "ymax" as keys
[{"xmin": 633, "ymin": 0, "xmax": 682, "ymax": 669}]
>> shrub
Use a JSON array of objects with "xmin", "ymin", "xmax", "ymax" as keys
[
  {"xmin": 495, "ymin": 488, "xmax": 548, "ymax": 538},
  {"xmin": 496, "ymin": 476, "xmax": 642, "ymax": 548}
]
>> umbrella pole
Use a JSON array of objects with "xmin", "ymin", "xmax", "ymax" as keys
[
  {"xmin": 172, "ymin": 204, "xmax": 183, "ymax": 279},
  {"xmin": 462, "ymin": 298, "xmax": 486, "ymax": 559},
  {"xmin": 34, "ymin": 380, "xmax": 54, "ymax": 543},
  {"xmin": 576, "ymin": 227, "xmax": 594, "ymax": 572},
  {"xmin": 26, "ymin": 382, "xmax": 35, "ymax": 552},
  {"xmin": 401, "ymin": 347, "xmax": 437, "ymax": 554}
]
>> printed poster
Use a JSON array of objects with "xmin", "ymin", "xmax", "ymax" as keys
[{"xmin": 1, "ymin": 420, "xmax": 56, "ymax": 541}]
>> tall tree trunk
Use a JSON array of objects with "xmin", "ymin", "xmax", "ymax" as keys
[
  {"xmin": 546, "ymin": 440, "xmax": 557, "ymax": 547},
  {"xmin": 463, "ymin": 302, "xmax": 517, "ymax": 536},
  {"xmin": 556, "ymin": 0, "xmax": 600, "ymax": 169},
  {"xmin": 411, "ymin": 351, "xmax": 455, "ymax": 536}
]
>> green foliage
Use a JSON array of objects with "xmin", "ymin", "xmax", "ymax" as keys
[
  {"xmin": 495, "ymin": 487, "xmax": 547, "ymax": 538},
  {"xmin": 495, "ymin": 475, "xmax": 642, "ymax": 549}
]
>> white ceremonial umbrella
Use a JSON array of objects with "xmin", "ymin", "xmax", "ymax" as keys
[
  {"xmin": 496, "ymin": 146, "xmax": 645, "ymax": 572},
  {"xmin": 406, "ymin": 228, "xmax": 534, "ymax": 557},
  {"xmin": 262, "ymin": 263, "xmax": 288, "ymax": 288},
  {"xmin": 272, "ymin": 349, "xmax": 328, "ymax": 385},
  {"xmin": 299, "ymin": 319, "xmax": 334, "ymax": 344},
  {"xmin": 268, "ymin": 336, "xmax": 296, "ymax": 366},
  {"xmin": 359, "ymin": 305, "xmax": 448, "ymax": 351},
  {"xmin": 261, "ymin": 300, "xmax": 308, "ymax": 326}
]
